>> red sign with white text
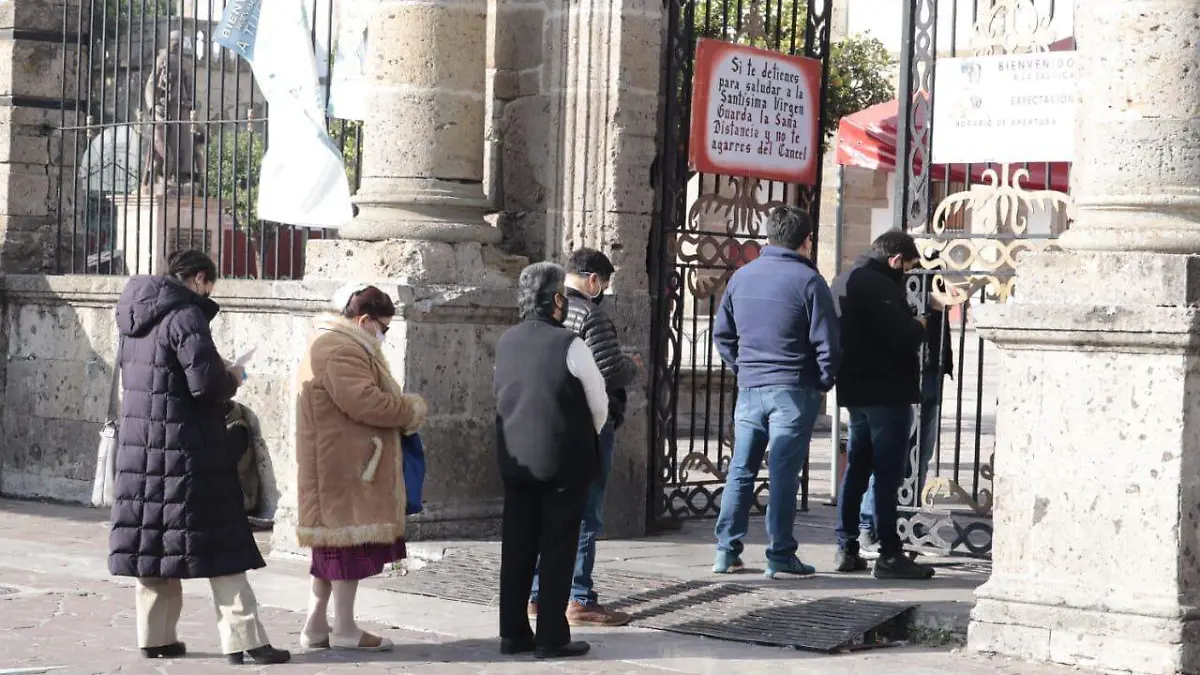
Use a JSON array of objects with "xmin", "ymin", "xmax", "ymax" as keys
[{"xmin": 689, "ymin": 39, "xmax": 823, "ymax": 185}]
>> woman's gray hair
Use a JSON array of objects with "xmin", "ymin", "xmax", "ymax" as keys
[{"xmin": 517, "ymin": 262, "xmax": 566, "ymax": 320}]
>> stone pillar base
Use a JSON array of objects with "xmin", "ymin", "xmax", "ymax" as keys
[
  {"xmin": 304, "ymin": 238, "xmax": 525, "ymax": 287},
  {"xmin": 969, "ymin": 251, "xmax": 1200, "ymax": 675},
  {"xmin": 270, "ymin": 238, "xmax": 521, "ymax": 556}
]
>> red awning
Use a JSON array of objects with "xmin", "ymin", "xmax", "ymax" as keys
[{"xmin": 835, "ymin": 38, "xmax": 1074, "ymax": 193}]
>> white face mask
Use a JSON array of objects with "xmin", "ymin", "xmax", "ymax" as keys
[{"xmin": 375, "ymin": 331, "xmax": 386, "ymax": 342}]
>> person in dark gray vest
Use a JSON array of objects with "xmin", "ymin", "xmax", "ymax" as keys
[
  {"xmin": 527, "ymin": 247, "xmax": 638, "ymax": 628},
  {"xmin": 493, "ymin": 262, "xmax": 609, "ymax": 660}
]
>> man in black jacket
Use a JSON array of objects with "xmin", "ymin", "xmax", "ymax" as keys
[
  {"xmin": 859, "ymin": 269, "xmax": 954, "ymax": 546},
  {"xmin": 528, "ymin": 248, "xmax": 638, "ymax": 627},
  {"xmin": 494, "ymin": 262, "xmax": 609, "ymax": 659},
  {"xmin": 830, "ymin": 231, "xmax": 935, "ymax": 580}
]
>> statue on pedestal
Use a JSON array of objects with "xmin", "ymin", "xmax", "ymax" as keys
[{"xmin": 143, "ymin": 30, "xmax": 204, "ymax": 190}]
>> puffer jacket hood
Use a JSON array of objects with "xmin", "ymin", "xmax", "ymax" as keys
[{"xmin": 115, "ymin": 275, "xmax": 219, "ymax": 338}]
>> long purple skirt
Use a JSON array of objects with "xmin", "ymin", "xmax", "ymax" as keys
[{"xmin": 310, "ymin": 538, "xmax": 407, "ymax": 581}]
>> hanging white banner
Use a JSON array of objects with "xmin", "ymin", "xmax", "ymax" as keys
[
  {"xmin": 215, "ymin": 0, "xmax": 353, "ymax": 229},
  {"xmin": 327, "ymin": 0, "xmax": 374, "ymax": 121}
]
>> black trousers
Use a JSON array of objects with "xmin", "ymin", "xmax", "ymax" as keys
[{"xmin": 499, "ymin": 478, "xmax": 587, "ymax": 648}]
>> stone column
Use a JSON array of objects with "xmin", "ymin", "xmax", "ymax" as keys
[
  {"xmin": 272, "ymin": 0, "xmax": 524, "ymax": 554},
  {"xmin": 0, "ymin": 0, "xmax": 83, "ymax": 273},
  {"xmin": 968, "ymin": 3, "xmax": 1200, "ymax": 674},
  {"xmin": 488, "ymin": 0, "xmax": 662, "ymax": 536},
  {"xmin": 338, "ymin": 0, "xmax": 498, "ymax": 247}
]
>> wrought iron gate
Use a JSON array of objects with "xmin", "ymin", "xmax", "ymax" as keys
[
  {"xmin": 895, "ymin": 0, "xmax": 1073, "ymax": 557},
  {"xmin": 648, "ymin": 0, "xmax": 834, "ymax": 524}
]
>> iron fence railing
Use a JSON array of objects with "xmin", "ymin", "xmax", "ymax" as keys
[{"xmin": 54, "ymin": 0, "xmax": 361, "ymax": 279}]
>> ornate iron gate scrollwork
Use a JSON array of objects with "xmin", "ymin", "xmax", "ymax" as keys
[
  {"xmin": 896, "ymin": 0, "xmax": 1074, "ymax": 558},
  {"xmin": 647, "ymin": 0, "xmax": 834, "ymax": 526}
]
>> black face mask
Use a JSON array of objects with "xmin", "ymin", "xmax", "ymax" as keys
[{"xmin": 593, "ymin": 293, "xmax": 606, "ymax": 307}]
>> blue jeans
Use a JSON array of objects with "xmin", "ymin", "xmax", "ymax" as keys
[
  {"xmin": 859, "ymin": 371, "xmax": 942, "ymax": 533},
  {"xmin": 837, "ymin": 405, "xmax": 914, "ymax": 556},
  {"xmin": 529, "ymin": 421, "xmax": 615, "ymax": 607},
  {"xmin": 714, "ymin": 386, "xmax": 823, "ymax": 563}
]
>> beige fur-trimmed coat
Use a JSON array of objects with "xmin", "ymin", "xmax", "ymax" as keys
[{"xmin": 295, "ymin": 315, "xmax": 427, "ymax": 549}]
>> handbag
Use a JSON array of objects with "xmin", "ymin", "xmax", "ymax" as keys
[
  {"xmin": 402, "ymin": 432, "xmax": 425, "ymax": 515},
  {"xmin": 91, "ymin": 341, "xmax": 121, "ymax": 508}
]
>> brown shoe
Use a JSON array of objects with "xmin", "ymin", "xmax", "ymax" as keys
[
  {"xmin": 566, "ymin": 602, "xmax": 632, "ymax": 627},
  {"xmin": 527, "ymin": 601, "xmax": 538, "ymax": 618}
]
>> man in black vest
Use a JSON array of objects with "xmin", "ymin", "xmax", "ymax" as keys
[
  {"xmin": 527, "ymin": 248, "xmax": 638, "ymax": 627},
  {"xmin": 494, "ymin": 262, "xmax": 609, "ymax": 659}
]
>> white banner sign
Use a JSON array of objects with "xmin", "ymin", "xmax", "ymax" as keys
[
  {"xmin": 327, "ymin": 0, "xmax": 374, "ymax": 121},
  {"xmin": 932, "ymin": 53, "xmax": 1078, "ymax": 165}
]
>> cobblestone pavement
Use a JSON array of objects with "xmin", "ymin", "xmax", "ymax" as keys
[{"xmin": 0, "ymin": 499, "xmax": 1083, "ymax": 675}]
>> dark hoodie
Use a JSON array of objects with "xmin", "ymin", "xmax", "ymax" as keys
[
  {"xmin": 108, "ymin": 275, "xmax": 264, "ymax": 579},
  {"xmin": 830, "ymin": 255, "xmax": 927, "ymax": 407}
]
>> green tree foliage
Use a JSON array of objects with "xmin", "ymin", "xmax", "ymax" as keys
[
  {"xmin": 204, "ymin": 120, "xmax": 361, "ymax": 230},
  {"xmin": 824, "ymin": 35, "xmax": 893, "ymax": 138},
  {"xmin": 692, "ymin": 0, "xmax": 893, "ymax": 140},
  {"xmin": 205, "ymin": 125, "xmax": 265, "ymax": 228}
]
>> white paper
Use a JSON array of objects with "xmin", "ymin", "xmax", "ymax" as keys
[{"xmin": 233, "ymin": 347, "xmax": 257, "ymax": 367}]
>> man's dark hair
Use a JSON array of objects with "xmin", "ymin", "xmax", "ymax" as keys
[
  {"xmin": 166, "ymin": 249, "xmax": 217, "ymax": 283},
  {"xmin": 871, "ymin": 230, "xmax": 920, "ymax": 262},
  {"xmin": 765, "ymin": 206, "xmax": 813, "ymax": 250},
  {"xmin": 565, "ymin": 247, "xmax": 615, "ymax": 281},
  {"xmin": 342, "ymin": 286, "xmax": 397, "ymax": 320},
  {"xmin": 517, "ymin": 262, "xmax": 566, "ymax": 320}
]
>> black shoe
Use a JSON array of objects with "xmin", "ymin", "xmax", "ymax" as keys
[
  {"xmin": 141, "ymin": 642, "xmax": 187, "ymax": 659},
  {"xmin": 535, "ymin": 640, "xmax": 591, "ymax": 659},
  {"xmin": 873, "ymin": 553, "xmax": 936, "ymax": 580},
  {"xmin": 226, "ymin": 644, "xmax": 292, "ymax": 665},
  {"xmin": 835, "ymin": 548, "xmax": 869, "ymax": 573},
  {"xmin": 500, "ymin": 637, "xmax": 536, "ymax": 655}
]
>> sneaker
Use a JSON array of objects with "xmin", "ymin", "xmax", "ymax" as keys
[
  {"xmin": 873, "ymin": 553, "xmax": 936, "ymax": 580},
  {"xmin": 835, "ymin": 548, "xmax": 869, "ymax": 573},
  {"xmin": 527, "ymin": 601, "xmax": 538, "ymax": 618},
  {"xmin": 713, "ymin": 551, "xmax": 745, "ymax": 574},
  {"xmin": 764, "ymin": 556, "xmax": 816, "ymax": 579},
  {"xmin": 567, "ymin": 602, "xmax": 632, "ymax": 627}
]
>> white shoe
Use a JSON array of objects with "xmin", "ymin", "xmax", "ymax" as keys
[
  {"xmin": 330, "ymin": 631, "xmax": 394, "ymax": 652},
  {"xmin": 300, "ymin": 630, "xmax": 330, "ymax": 650}
]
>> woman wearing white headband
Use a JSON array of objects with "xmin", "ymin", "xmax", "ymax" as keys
[{"xmin": 294, "ymin": 283, "xmax": 428, "ymax": 651}]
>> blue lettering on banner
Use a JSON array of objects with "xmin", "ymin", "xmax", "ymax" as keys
[{"xmin": 214, "ymin": 0, "xmax": 262, "ymax": 61}]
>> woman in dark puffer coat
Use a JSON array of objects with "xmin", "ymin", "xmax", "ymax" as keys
[{"xmin": 108, "ymin": 250, "xmax": 290, "ymax": 665}]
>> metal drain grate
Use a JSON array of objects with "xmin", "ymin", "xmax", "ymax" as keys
[
  {"xmin": 380, "ymin": 549, "xmax": 913, "ymax": 652},
  {"xmin": 664, "ymin": 597, "xmax": 912, "ymax": 652}
]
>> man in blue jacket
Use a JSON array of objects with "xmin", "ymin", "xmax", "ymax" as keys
[{"xmin": 711, "ymin": 205, "xmax": 840, "ymax": 579}]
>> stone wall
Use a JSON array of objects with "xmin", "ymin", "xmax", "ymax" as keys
[
  {"xmin": 0, "ymin": 274, "xmax": 333, "ymax": 507},
  {"xmin": 0, "ymin": 275, "xmax": 518, "ymax": 546}
]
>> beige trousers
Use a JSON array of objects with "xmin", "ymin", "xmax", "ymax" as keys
[{"xmin": 136, "ymin": 573, "xmax": 270, "ymax": 654}]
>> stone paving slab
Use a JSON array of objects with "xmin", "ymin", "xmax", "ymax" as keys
[{"xmin": 0, "ymin": 498, "xmax": 1083, "ymax": 675}]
